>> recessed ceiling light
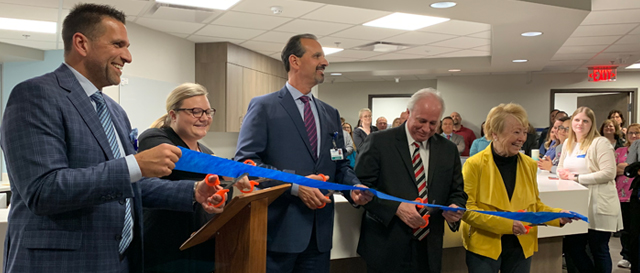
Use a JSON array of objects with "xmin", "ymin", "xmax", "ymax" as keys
[
  {"xmin": 448, "ymin": 69, "xmax": 461, "ymax": 72},
  {"xmin": 323, "ymin": 47, "xmax": 343, "ymax": 55},
  {"xmin": 330, "ymin": 73, "xmax": 342, "ymax": 76},
  {"xmin": 363, "ymin": 12, "xmax": 450, "ymax": 31},
  {"xmin": 626, "ymin": 63, "xmax": 640, "ymax": 69},
  {"xmin": 521, "ymin": 31, "xmax": 543, "ymax": 37},
  {"xmin": 0, "ymin": 17, "xmax": 56, "ymax": 34},
  {"xmin": 155, "ymin": 0, "xmax": 241, "ymax": 10},
  {"xmin": 430, "ymin": 2, "xmax": 457, "ymax": 8},
  {"xmin": 512, "ymin": 59, "xmax": 528, "ymax": 63}
]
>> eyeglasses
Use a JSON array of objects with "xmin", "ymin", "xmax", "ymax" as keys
[
  {"xmin": 176, "ymin": 107, "xmax": 216, "ymax": 118},
  {"xmin": 628, "ymin": 132, "xmax": 640, "ymax": 136},
  {"xmin": 558, "ymin": 126, "xmax": 570, "ymax": 131}
]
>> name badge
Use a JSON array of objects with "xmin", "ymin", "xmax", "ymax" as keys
[
  {"xmin": 577, "ymin": 154, "xmax": 586, "ymax": 158},
  {"xmin": 330, "ymin": 148, "xmax": 344, "ymax": 161}
]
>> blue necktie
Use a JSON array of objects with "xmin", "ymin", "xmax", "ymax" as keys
[
  {"xmin": 299, "ymin": 96, "xmax": 317, "ymax": 160},
  {"xmin": 90, "ymin": 92, "xmax": 133, "ymax": 254}
]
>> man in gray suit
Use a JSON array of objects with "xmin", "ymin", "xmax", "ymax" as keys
[
  {"xmin": 441, "ymin": 116, "xmax": 465, "ymax": 154},
  {"xmin": 0, "ymin": 4, "xmax": 229, "ymax": 273}
]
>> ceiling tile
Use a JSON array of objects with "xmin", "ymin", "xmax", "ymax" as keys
[
  {"xmin": 556, "ymin": 45, "xmax": 608, "ymax": 54},
  {"xmin": 325, "ymin": 77, "xmax": 353, "ymax": 83},
  {"xmin": 325, "ymin": 56, "xmax": 359, "ymax": 63},
  {"xmin": 362, "ymin": 53, "xmax": 423, "ymax": 61},
  {"xmin": 331, "ymin": 25, "xmax": 405, "ymax": 41},
  {"xmin": 630, "ymin": 27, "xmax": 640, "ymax": 35},
  {"xmin": 0, "ymin": 38, "xmax": 58, "ymax": 50},
  {"xmin": 328, "ymin": 50, "xmax": 384, "ymax": 59},
  {"xmin": 468, "ymin": 31, "xmax": 491, "ymax": 39},
  {"xmin": 0, "ymin": 29, "xmax": 57, "ymax": 42},
  {"xmin": 134, "ymin": 18, "xmax": 205, "ymax": 34},
  {"xmin": 398, "ymin": 45, "xmax": 460, "ymax": 56},
  {"xmin": 187, "ymin": 35, "xmax": 245, "ymax": 44},
  {"xmin": 145, "ymin": 6, "xmax": 219, "ymax": 23},
  {"xmin": 0, "ymin": 0, "xmax": 59, "ymax": 8},
  {"xmin": 343, "ymin": 75, "xmax": 386, "ymax": 81},
  {"xmin": 274, "ymin": 19, "xmax": 352, "ymax": 36},
  {"xmin": 592, "ymin": 0, "xmax": 640, "ymax": 11},
  {"xmin": 195, "ymin": 25, "xmax": 265, "ymax": 40},
  {"xmin": 418, "ymin": 20, "xmax": 491, "ymax": 36},
  {"xmin": 581, "ymin": 10, "xmax": 640, "ymax": 25},
  {"xmin": 546, "ymin": 60, "xmax": 588, "ymax": 67},
  {"xmin": 435, "ymin": 50, "xmax": 490, "ymax": 57},
  {"xmin": 551, "ymin": 53, "xmax": 596, "ymax": 60},
  {"xmin": 251, "ymin": 31, "xmax": 299, "ymax": 43},
  {"xmin": 604, "ymin": 44, "xmax": 640, "ymax": 53},
  {"xmin": 240, "ymin": 40, "xmax": 285, "ymax": 52},
  {"xmin": 230, "ymin": 0, "xmax": 324, "ymax": 18},
  {"xmin": 168, "ymin": 32, "xmax": 189, "ymax": 39},
  {"xmin": 571, "ymin": 24, "xmax": 638, "ymax": 37},
  {"xmin": 616, "ymin": 34, "xmax": 640, "ymax": 44},
  {"xmin": 211, "ymin": 11, "xmax": 292, "ymax": 30},
  {"xmin": 381, "ymin": 31, "xmax": 457, "ymax": 45},
  {"xmin": 472, "ymin": 45, "xmax": 491, "ymax": 51},
  {"xmin": 0, "ymin": 3, "xmax": 62, "ymax": 21},
  {"xmin": 63, "ymin": 0, "xmax": 148, "ymax": 16},
  {"xmin": 317, "ymin": 36, "xmax": 370, "ymax": 50},
  {"xmin": 429, "ymin": 37, "xmax": 489, "ymax": 49},
  {"xmin": 301, "ymin": 4, "xmax": 391, "ymax": 25},
  {"xmin": 541, "ymin": 66, "xmax": 579, "ymax": 72},
  {"xmin": 562, "ymin": 36, "xmax": 621, "ymax": 46}
]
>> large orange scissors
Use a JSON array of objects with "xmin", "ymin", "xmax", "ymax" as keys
[
  {"xmin": 517, "ymin": 209, "xmax": 547, "ymax": 234},
  {"xmin": 414, "ymin": 197, "xmax": 432, "ymax": 228},
  {"xmin": 204, "ymin": 173, "xmax": 249, "ymax": 208}
]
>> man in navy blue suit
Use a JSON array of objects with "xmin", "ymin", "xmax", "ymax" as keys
[
  {"xmin": 0, "ymin": 4, "xmax": 228, "ymax": 273},
  {"xmin": 234, "ymin": 34, "xmax": 373, "ymax": 273}
]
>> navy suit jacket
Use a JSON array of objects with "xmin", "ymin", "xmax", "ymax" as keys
[
  {"xmin": 234, "ymin": 86, "xmax": 359, "ymax": 253},
  {"xmin": 1, "ymin": 65, "xmax": 195, "ymax": 273}
]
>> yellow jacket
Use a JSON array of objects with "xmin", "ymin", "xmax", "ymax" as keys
[{"xmin": 461, "ymin": 144, "xmax": 562, "ymax": 260}]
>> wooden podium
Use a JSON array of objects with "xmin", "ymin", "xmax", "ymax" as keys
[{"xmin": 180, "ymin": 184, "xmax": 290, "ymax": 273}]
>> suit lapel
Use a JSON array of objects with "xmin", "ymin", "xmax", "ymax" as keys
[
  {"xmin": 56, "ymin": 65, "xmax": 114, "ymax": 160},
  {"xmin": 278, "ymin": 87, "xmax": 316, "ymax": 160},
  {"xmin": 427, "ymin": 136, "xmax": 438, "ymax": 189},
  {"xmin": 315, "ymin": 98, "xmax": 328, "ymax": 164},
  {"xmin": 394, "ymin": 124, "xmax": 416, "ymax": 185}
]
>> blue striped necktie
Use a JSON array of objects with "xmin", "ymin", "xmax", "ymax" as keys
[
  {"xmin": 90, "ymin": 92, "xmax": 133, "ymax": 254},
  {"xmin": 299, "ymin": 96, "xmax": 317, "ymax": 160}
]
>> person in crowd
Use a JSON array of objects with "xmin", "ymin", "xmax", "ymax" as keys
[
  {"xmin": 538, "ymin": 116, "xmax": 570, "ymax": 173},
  {"xmin": 355, "ymin": 88, "xmax": 466, "ymax": 273},
  {"xmin": 539, "ymin": 109, "xmax": 560, "ymax": 148},
  {"xmin": 624, "ymin": 133, "xmax": 640, "ymax": 273},
  {"xmin": 234, "ymin": 33, "xmax": 373, "ymax": 273},
  {"xmin": 451, "ymin": 111, "xmax": 476, "ymax": 156},
  {"xmin": 609, "ymin": 110, "xmax": 627, "ymax": 135},
  {"xmin": 521, "ymin": 123, "xmax": 539, "ymax": 157},
  {"xmin": 461, "ymin": 103, "xmax": 573, "ymax": 273},
  {"xmin": 558, "ymin": 106, "xmax": 623, "ymax": 273},
  {"xmin": 399, "ymin": 110, "xmax": 409, "ymax": 124},
  {"xmin": 343, "ymin": 122, "xmax": 357, "ymax": 168},
  {"xmin": 441, "ymin": 116, "xmax": 465, "ymax": 154},
  {"xmin": 354, "ymin": 108, "xmax": 378, "ymax": 148},
  {"xmin": 600, "ymin": 119, "xmax": 625, "ymax": 149},
  {"xmin": 0, "ymin": 4, "xmax": 227, "ymax": 272},
  {"xmin": 613, "ymin": 123, "xmax": 640, "ymax": 269},
  {"xmin": 376, "ymin": 116, "xmax": 388, "ymax": 130},
  {"xmin": 539, "ymin": 120, "xmax": 558, "ymax": 156},
  {"xmin": 470, "ymin": 121, "xmax": 490, "ymax": 157},
  {"xmin": 391, "ymin": 117, "xmax": 402, "ymax": 128},
  {"xmin": 138, "ymin": 83, "xmax": 250, "ymax": 273}
]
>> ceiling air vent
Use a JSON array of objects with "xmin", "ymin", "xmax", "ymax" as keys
[{"xmin": 353, "ymin": 42, "xmax": 411, "ymax": 53}]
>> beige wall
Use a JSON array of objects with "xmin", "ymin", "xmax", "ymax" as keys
[{"xmin": 318, "ymin": 80, "xmax": 437, "ymax": 127}]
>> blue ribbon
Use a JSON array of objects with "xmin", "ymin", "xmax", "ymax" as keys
[{"xmin": 174, "ymin": 147, "xmax": 588, "ymax": 224}]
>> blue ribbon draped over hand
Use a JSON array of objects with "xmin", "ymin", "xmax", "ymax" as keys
[{"xmin": 174, "ymin": 147, "xmax": 588, "ymax": 224}]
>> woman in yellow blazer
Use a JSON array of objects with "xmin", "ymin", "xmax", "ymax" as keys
[{"xmin": 461, "ymin": 103, "xmax": 573, "ymax": 273}]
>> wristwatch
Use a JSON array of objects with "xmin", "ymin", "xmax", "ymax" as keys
[{"xmin": 573, "ymin": 174, "xmax": 579, "ymax": 182}]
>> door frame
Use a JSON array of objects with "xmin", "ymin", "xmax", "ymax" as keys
[{"xmin": 550, "ymin": 88, "xmax": 638, "ymax": 124}]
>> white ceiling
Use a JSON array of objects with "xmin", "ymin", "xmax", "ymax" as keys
[{"xmin": 0, "ymin": 0, "xmax": 639, "ymax": 81}]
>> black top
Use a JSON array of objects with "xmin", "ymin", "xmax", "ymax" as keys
[
  {"xmin": 491, "ymin": 143, "xmax": 521, "ymax": 250},
  {"xmin": 353, "ymin": 125, "xmax": 378, "ymax": 149},
  {"xmin": 138, "ymin": 127, "xmax": 216, "ymax": 273}
]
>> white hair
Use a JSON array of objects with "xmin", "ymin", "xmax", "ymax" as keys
[{"xmin": 407, "ymin": 88, "xmax": 445, "ymax": 117}]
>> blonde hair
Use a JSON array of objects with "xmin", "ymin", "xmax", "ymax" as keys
[
  {"xmin": 150, "ymin": 83, "xmax": 209, "ymax": 128},
  {"xmin": 565, "ymin": 107, "xmax": 600, "ymax": 153},
  {"xmin": 484, "ymin": 103, "xmax": 528, "ymax": 141},
  {"xmin": 358, "ymin": 108, "xmax": 371, "ymax": 119},
  {"xmin": 626, "ymin": 123, "xmax": 640, "ymax": 147}
]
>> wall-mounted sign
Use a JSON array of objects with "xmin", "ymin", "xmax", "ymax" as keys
[{"xmin": 588, "ymin": 66, "xmax": 617, "ymax": 82}]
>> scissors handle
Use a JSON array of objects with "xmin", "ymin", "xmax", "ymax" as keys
[
  {"xmin": 517, "ymin": 209, "xmax": 532, "ymax": 234},
  {"xmin": 205, "ymin": 174, "xmax": 220, "ymax": 187},
  {"xmin": 239, "ymin": 180, "xmax": 260, "ymax": 193},
  {"xmin": 414, "ymin": 197, "xmax": 427, "ymax": 209},
  {"xmin": 316, "ymin": 174, "xmax": 331, "ymax": 209},
  {"xmin": 212, "ymin": 189, "xmax": 230, "ymax": 208},
  {"xmin": 419, "ymin": 214, "xmax": 430, "ymax": 229}
]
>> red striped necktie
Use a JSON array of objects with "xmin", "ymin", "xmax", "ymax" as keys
[{"xmin": 412, "ymin": 142, "xmax": 430, "ymax": 240}]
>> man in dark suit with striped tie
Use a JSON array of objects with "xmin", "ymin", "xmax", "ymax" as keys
[
  {"xmin": 355, "ymin": 88, "xmax": 467, "ymax": 273},
  {"xmin": 0, "ymin": 4, "xmax": 227, "ymax": 272}
]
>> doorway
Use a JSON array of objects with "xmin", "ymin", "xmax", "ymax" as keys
[{"xmin": 551, "ymin": 88, "xmax": 638, "ymax": 127}]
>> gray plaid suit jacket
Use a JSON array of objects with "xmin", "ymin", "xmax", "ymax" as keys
[{"xmin": 1, "ymin": 64, "xmax": 196, "ymax": 273}]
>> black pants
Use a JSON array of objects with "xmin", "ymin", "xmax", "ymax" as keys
[
  {"xmin": 621, "ymin": 202, "xmax": 631, "ymax": 261},
  {"xmin": 465, "ymin": 236, "xmax": 531, "ymax": 273},
  {"xmin": 564, "ymin": 229, "xmax": 612, "ymax": 273},
  {"xmin": 367, "ymin": 239, "xmax": 430, "ymax": 273}
]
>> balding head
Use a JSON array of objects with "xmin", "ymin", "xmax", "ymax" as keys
[{"xmin": 450, "ymin": 112, "xmax": 461, "ymax": 126}]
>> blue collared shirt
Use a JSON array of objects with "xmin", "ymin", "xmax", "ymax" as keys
[{"xmin": 64, "ymin": 63, "xmax": 142, "ymax": 183}]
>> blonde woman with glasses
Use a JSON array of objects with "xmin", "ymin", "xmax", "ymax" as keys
[{"xmin": 558, "ymin": 106, "xmax": 623, "ymax": 273}]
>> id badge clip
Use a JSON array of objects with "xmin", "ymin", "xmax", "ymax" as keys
[{"xmin": 330, "ymin": 131, "xmax": 344, "ymax": 161}]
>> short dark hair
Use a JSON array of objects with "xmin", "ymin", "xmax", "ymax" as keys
[
  {"xmin": 62, "ymin": 3, "xmax": 126, "ymax": 54},
  {"xmin": 442, "ymin": 116, "xmax": 453, "ymax": 122},
  {"xmin": 281, "ymin": 34, "xmax": 318, "ymax": 72},
  {"xmin": 608, "ymin": 109, "xmax": 625, "ymax": 126}
]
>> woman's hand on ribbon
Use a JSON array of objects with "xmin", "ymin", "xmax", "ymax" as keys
[
  {"xmin": 513, "ymin": 220, "xmax": 527, "ymax": 236},
  {"xmin": 442, "ymin": 204, "xmax": 464, "ymax": 223}
]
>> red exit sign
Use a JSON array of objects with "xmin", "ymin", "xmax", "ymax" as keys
[{"xmin": 588, "ymin": 66, "xmax": 617, "ymax": 82}]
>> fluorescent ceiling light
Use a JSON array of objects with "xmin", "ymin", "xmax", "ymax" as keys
[
  {"xmin": 155, "ymin": 0, "xmax": 241, "ymax": 10},
  {"xmin": 430, "ymin": 2, "xmax": 457, "ymax": 8},
  {"xmin": 521, "ymin": 31, "xmax": 543, "ymax": 37},
  {"xmin": 323, "ymin": 47, "xmax": 343, "ymax": 55},
  {"xmin": 330, "ymin": 73, "xmax": 342, "ymax": 76},
  {"xmin": 512, "ymin": 59, "xmax": 528, "ymax": 63},
  {"xmin": 0, "ymin": 17, "xmax": 56, "ymax": 34},
  {"xmin": 448, "ymin": 69, "xmax": 461, "ymax": 72},
  {"xmin": 626, "ymin": 63, "xmax": 640, "ymax": 69},
  {"xmin": 363, "ymin": 12, "xmax": 450, "ymax": 31}
]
